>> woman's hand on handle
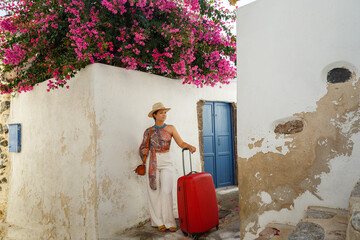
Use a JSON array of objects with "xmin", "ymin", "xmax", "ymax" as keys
[{"xmin": 187, "ymin": 145, "xmax": 196, "ymax": 154}]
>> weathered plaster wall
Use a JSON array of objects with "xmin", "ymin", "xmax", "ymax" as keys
[
  {"xmin": 236, "ymin": 0, "xmax": 360, "ymax": 239},
  {"xmin": 7, "ymin": 67, "xmax": 98, "ymax": 239},
  {"xmin": 7, "ymin": 63, "xmax": 236, "ymax": 239},
  {"xmin": 91, "ymin": 64, "xmax": 236, "ymax": 238}
]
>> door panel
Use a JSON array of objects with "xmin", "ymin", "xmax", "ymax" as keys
[
  {"xmin": 203, "ymin": 103, "xmax": 216, "ymax": 186},
  {"xmin": 217, "ymin": 155, "xmax": 233, "ymax": 187},
  {"xmin": 204, "ymin": 156, "xmax": 215, "ymax": 180},
  {"xmin": 203, "ymin": 102, "xmax": 234, "ymax": 188},
  {"xmin": 203, "ymin": 136, "xmax": 214, "ymax": 152},
  {"xmin": 217, "ymin": 136, "xmax": 230, "ymax": 153},
  {"xmin": 203, "ymin": 104, "xmax": 213, "ymax": 135}
]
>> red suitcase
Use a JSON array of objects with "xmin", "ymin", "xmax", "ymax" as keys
[{"xmin": 177, "ymin": 149, "xmax": 219, "ymax": 237}]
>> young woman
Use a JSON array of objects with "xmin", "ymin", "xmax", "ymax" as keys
[{"xmin": 139, "ymin": 102, "xmax": 196, "ymax": 232}]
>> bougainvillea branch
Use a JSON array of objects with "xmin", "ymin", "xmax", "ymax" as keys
[{"xmin": 0, "ymin": 0, "xmax": 236, "ymax": 94}]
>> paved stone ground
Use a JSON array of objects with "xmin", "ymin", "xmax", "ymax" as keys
[
  {"xmin": 0, "ymin": 186, "xmax": 240, "ymax": 240},
  {"xmin": 255, "ymin": 206, "xmax": 348, "ymax": 240},
  {"xmin": 104, "ymin": 186, "xmax": 240, "ymax": 240}
]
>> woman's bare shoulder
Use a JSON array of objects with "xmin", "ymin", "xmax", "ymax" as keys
[
  {"xmin": 165, "ymin": 124, "xmax": 176, "ymax": 134},
  {"xmin": 167, "ymin": 124, "xmax": 177, "ymax": 130}
]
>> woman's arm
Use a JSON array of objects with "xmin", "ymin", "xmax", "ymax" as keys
[
  {"xmin": 139, "ymin": 128, "xmax": 150, "ymax": 158},
  {"xmin": 167, "ymin": 125, "xmax": 196, "ymax": 153}
]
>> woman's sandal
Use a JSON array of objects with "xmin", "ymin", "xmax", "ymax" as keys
[
  {"xmin": 169, "ymin": 227, "xmax": 177, "ymax": 232},
  {"xmin": 158, "ymin": 225, "xmax": 166, "ymax": 232}
]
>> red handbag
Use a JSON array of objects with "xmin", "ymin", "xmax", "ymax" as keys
[{"xmin": 135, "ymin": 128, "xmax": 152, "ymax": 175}]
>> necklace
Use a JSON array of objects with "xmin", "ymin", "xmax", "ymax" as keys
[{"xmin": 154, "ymin": 123, "xmax": 166, "ymax": 129}]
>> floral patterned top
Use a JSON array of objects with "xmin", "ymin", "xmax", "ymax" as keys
[{"xmin": 139, "ymin": 126, "xmax": 172, "ymax": 190}]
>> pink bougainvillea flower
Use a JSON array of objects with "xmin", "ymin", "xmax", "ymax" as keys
[{"xmin": 0, "ymin": 0, "xmax": 236, "ymax": 94}]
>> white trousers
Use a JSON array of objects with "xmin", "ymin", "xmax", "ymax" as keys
[{"xmin": 146, "ymin": 153, "xmax": 176, "ymax": 228}]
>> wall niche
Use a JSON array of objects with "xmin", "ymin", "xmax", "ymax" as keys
[{"xmin": 327, "ymin": 67, "xmax": 352, "ymax": 84}]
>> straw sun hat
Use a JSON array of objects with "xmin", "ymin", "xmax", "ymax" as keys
[{"xmin": 148, "ymin": 102, "xmax": 171, "ymax": 118}]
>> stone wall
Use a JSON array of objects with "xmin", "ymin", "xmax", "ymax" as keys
[{"xmin": 0, "ymin": 95, "xmax": 10, "ymax": 222}]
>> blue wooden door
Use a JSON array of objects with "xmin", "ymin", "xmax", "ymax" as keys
[{"xmin": 203, "ymin": 102, "xmax": 234, "ymax": 188}]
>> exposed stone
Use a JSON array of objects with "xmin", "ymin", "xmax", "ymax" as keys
[
  {"xmin": 288, "ymin": 222, "xmax": 325, "ymax": 240},
  {"xmin": 0, "ymin": 124, "xmax": 8, "ymax": 135},
  {"xmin": 352, "ymin": 212, "xmax": 360, "ymax": 231},
  {"xmin": 0, "ymin": 101, "xmax": 10, "ymax": 113},
  {"xmin": 274, "ymin": 120, "xmax": 304, "ymax": 134},
  {"xmin": 0, "ymin": 141, "xmax": 8, "ymax": 147},
  {"xmin": 305, "ymin": 209, "xmax": 336, "ymax": 219},
  {"xmin": 0, "ymin": 96, "xmax": 9, "ymax": 226},
  {"xmin": 351, "ymin": 183, "xmax": 360, "ymax": 197},
  {"xmin": 3, "ymin": 124, "xmax": 8, "ymax": 134}
]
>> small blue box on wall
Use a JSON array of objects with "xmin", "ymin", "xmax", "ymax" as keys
[{"xmin": 9, "ymin": 124, "xmax": 21, "ymax": 153}]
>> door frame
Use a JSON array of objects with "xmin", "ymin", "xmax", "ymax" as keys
[{"xmin": 197, "ymin": 100, "xmax": 238, "ymax": 186}]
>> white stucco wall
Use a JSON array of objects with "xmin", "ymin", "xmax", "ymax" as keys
[
  {"xmin": 7, "ymin": 68, "xmax": 98, "ymax": 239},
  {"xmin": 7, "ymin": 63, "xmax": 236, "ymax": 239},
  {"xmin": 91, "ymin": 64, "xmax": 236, "ymax": 237},
  {"xmin": 237, "ymin": 0, "xmax": 360, "ymax": 150},
  {"xmin": 236, "ymin": 0, "xmax": 360, "ymax": 238}
]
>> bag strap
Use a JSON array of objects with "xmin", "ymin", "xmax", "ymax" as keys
[{"xmin": 141, "ymin": 127, "xmax": 152, "ymax": 165}]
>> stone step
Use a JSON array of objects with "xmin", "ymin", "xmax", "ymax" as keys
[
  {"xmin": 255, "ymin": 206, "xmax": 348, "ymax": 240},
  {"xmin": 287, "ymin": 206, "xmax": 348, "ymax": 240}
]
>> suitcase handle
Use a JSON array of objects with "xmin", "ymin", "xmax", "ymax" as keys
[{"xmin": 182, "ymin": 148, "xmax": 197, "ymax": 175}]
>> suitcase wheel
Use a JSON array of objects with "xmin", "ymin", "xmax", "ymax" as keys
[
  {"xmin": 193, "ymin": 233, "xmax": 200, "ymax": 240},
  {"xmin": 181, "ymin": 231, "xmax": 200, "ymax": 239},
  {"xmin": 216, "ymin": 224, "xmax": 219, "ymax": 230}
]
